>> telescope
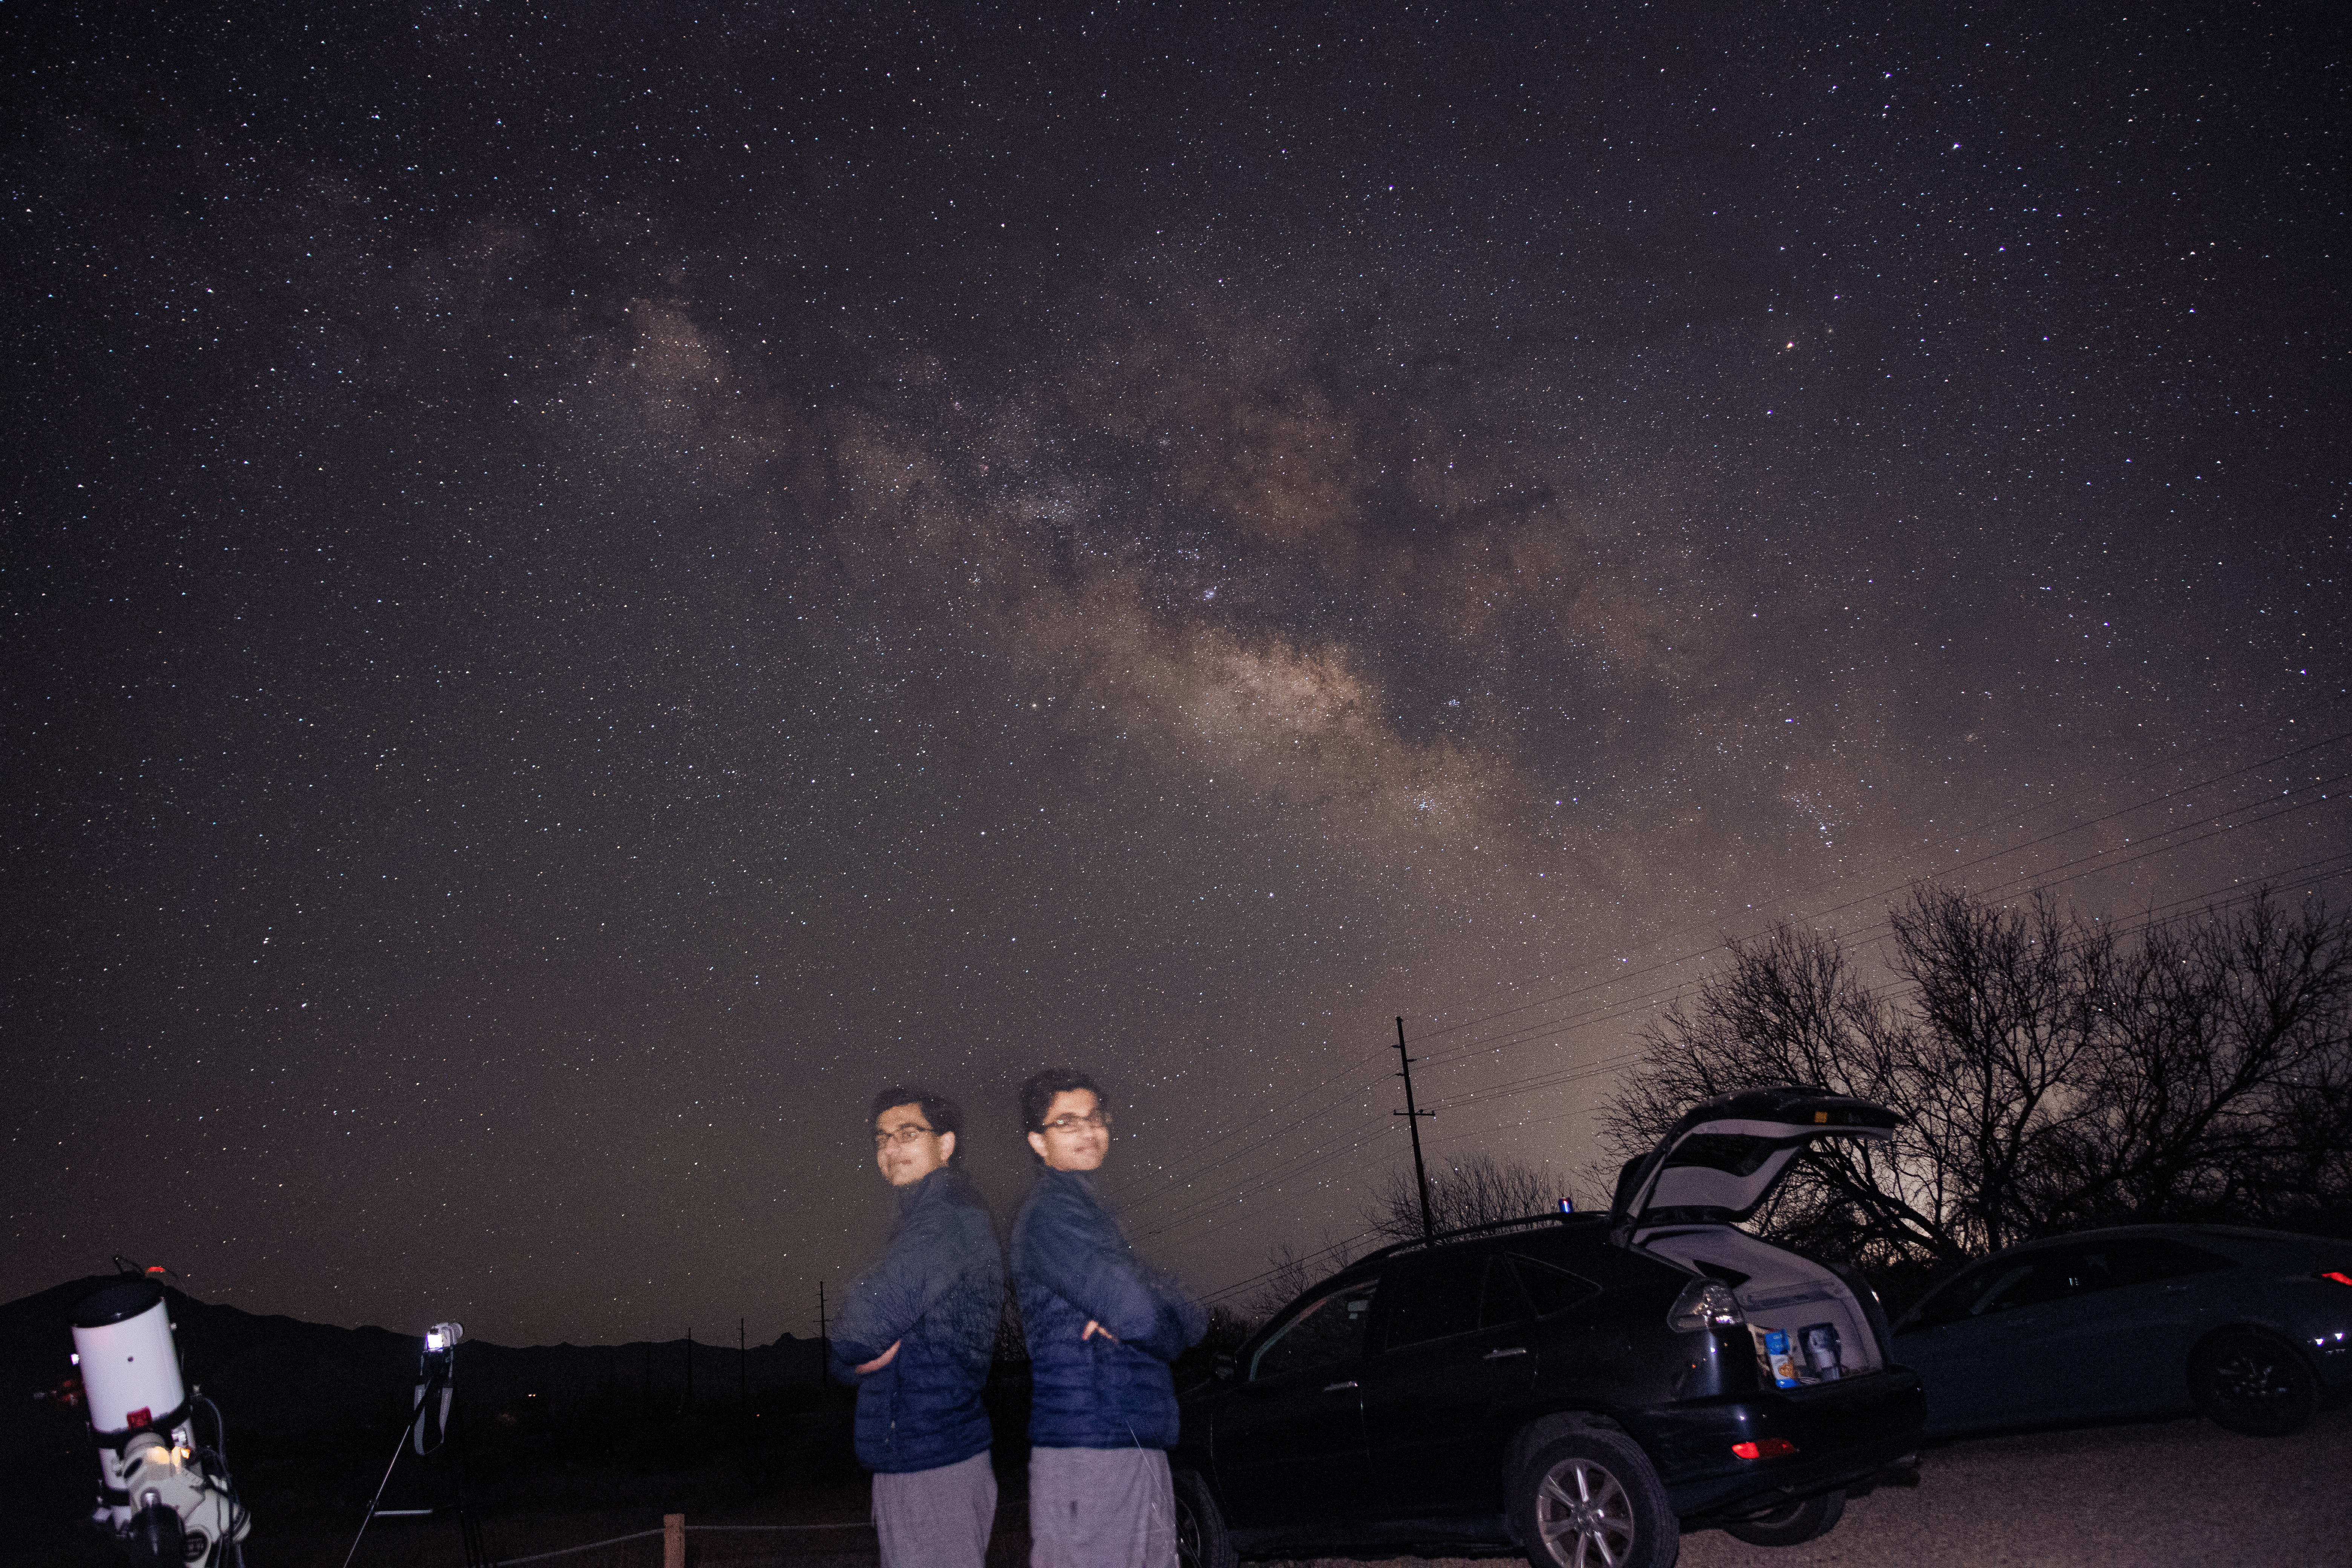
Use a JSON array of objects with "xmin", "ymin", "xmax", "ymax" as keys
[{"xmin": 70, "ymin": 1279, "xmax": 250, "ymax": 1567}]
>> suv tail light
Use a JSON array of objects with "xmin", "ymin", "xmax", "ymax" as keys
[
  {"xmin": 1668, "ymin": 1279, "xmax": 1745, "ymax": 1333},
  {"xmin": 2318, "ymin": 1271, "xmax": 2352, "ymax": 1288},
  {"xmin": 1732, "ymin": 1438, "xmax": 1798, "ymax": 1459}
]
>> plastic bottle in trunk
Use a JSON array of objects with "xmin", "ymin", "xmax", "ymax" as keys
[{"xmin": 1799, "ymin": 1321, "xmax": 1842, "ymax": 1381}]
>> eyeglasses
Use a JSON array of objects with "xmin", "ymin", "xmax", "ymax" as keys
[
  {"xmin": 874, "ymin": 1123, "xmax": 936, "ymax": 1148},
  {"xmin": 1040, "ymin": 1110, "xmax": 1111, "ymax": 1134}
]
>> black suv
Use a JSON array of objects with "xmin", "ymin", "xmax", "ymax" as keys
[{"xmin": 1172, "ymin": 1090, "xmax": 1926, "ymax": 1568}]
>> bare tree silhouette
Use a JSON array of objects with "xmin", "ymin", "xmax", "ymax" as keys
[
  {"xmin": 1363, "ymin": 1152, "xmax": 1562, "ymax": 1246},
  {"xmin": 1595, "ymin": 885, "xmax": 2352, "ymax": 1280}
]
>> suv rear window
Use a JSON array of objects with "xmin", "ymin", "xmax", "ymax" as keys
[
  {"xmin": 1663, "ymin": 1132, "xmax": 1804, "ymax": 1177},
  {"xmin": 1508, "ymin": 1253, "xmax": 1601, "ymax": 1317}
]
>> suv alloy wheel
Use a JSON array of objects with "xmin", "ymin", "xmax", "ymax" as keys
[
  {"xmin": 2189, "ymin": 1329, "xmax": 2320, "ymax": 1436},
  {"xmin": 1721, "ymin": 1487, "xmax": 1845, "ymax": 1546},
  {"xmin": 1508, "ymin": 1427, "xmax": 1679, "ymax": 1568}
]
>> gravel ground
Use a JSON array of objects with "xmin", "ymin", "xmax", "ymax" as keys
[
  {"xmin": 1261, "ymin": 1403, "xmax": 2352, "ymax": 1568},
  {"xmin": 213, "ymin": 1405, "xmax": 2352, "ymax": 1566}
]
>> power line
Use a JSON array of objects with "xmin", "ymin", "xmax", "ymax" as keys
[
  {"xmin": 1412, "ymin": 718, "xmax": 2352, "ymax": 1060},
  {"xmin": 1199, "ymin": 1225, "xmax": 1381, "ymax": 1307},
  {"xmin": 1109, "ymin": 1057, "xmax": 1401, "ymax": 1215},
  {"xmin": 1131, "ymin": 1110, "xmax": 1404, "ymax": 1246},
  {"xmin": 1415, "ymin": 746, "xmax": 2352, "ymax": 1072},
  {"xmin": 1102, "ymin": 1043, "xmax": 1392, "ymax": 1211},
  {"xmin": 1188, "ymin": 847, "xmax": 2352, "ymax": 1304},
  {"xmin": 1408, "ymin": 856, "xmax": 2352, "ymax": 1178},
  {"xmin": 1409, "ymin": 854, "xmax": 2352, "ymax": 1164},
  {"xmin": 1109, "ymin": 712, "xmax": 2352, "ymax": 1271},
  {"xmin": 1422, "ymin": 841, "xmax": 2352, "ymax": 1119},
  {"xmin": 1136, "ymin": 827, "xmax": 2352, "ymax": 1259},
  {"xmin": 1147, "ymin": 842, "xmax": 2352, "ymax": 1263}
]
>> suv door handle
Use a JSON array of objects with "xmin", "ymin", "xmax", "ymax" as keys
[
  {"xmin": 1322, "ymin": 1380, "xmax": 1359, "ymax": 1392},
  {"xmin": 1483, "ymin": 1346, "xmax": 1529, "ymax": 1360}
]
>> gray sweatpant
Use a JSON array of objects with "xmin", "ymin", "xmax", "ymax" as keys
[
  {"xmin": 1026, "ymin": 1446, "xmax": 1176, "ymax": 1568},
  {"xmin": 873, "ymin": 1447, "xmax": 998, "ymax": 1568}
]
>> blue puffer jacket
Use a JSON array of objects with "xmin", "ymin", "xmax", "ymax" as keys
[
  {"xmin": 828, "ymin": 1166, "xmax": 1003, "ymax": 1474},
  {"xmin": 1011, "ymin": 1168, "xmax": 1206, "ymax": 1450}
]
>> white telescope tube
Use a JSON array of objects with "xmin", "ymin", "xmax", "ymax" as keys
[{"xmin": 72, "ymin": 1282, "xmax": 186, "ymax": 1434}]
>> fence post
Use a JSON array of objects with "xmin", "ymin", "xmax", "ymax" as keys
[{"xmin": 663, "ymin": 1513, "xmax": 685, "ymax": 1568}]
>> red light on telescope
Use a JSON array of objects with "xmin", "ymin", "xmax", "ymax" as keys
[{"xmin": 1732, "ymin": 1438, "xmax": 1798, "ymax": 1460}]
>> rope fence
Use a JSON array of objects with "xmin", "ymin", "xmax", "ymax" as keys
[
  {"xmin": 490, "ymin": 1530, "xmax": 662, "ymax": 1566},
  {"xmin": 485, "ymin": 1515, "xmax": 877, "ymax": 1568}
]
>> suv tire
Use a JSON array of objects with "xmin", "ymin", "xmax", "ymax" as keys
[
  {"xmin": 1721, "ymin": 1487, "xmax": 1845, "ymax": 1546},
  {"xmin": 2190, "ymin": 1329, "xmax": 2320, "ymax": 1436},
  {"xmin": 1508, "ymin": 1428, "xmax": 1680, "ymax": 1568},
  {"xmin": 1172, "ymin": 1468, "xmax": 1239, "ymax": 1568}
]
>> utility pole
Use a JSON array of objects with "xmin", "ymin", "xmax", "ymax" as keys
[
  {"xmin": 818, "ymin": 1281, "xmax": 828, "ymax": 1388},
  {"xmin": 1393, "ymin": 1017, "xmax": 1435, "ymax": 1240},
  {"xmin": 686, "ymin": 1325, "xmax": 693, "ymax": 1413},
  {"xmin": 739, "ymin": 1317, "xmax": 747, "ymax": 1407}
]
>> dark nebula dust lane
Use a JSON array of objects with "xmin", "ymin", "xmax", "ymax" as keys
[{"xmin": 5, "ymin": 2, "xmax": 2345, "ymax": 1345}]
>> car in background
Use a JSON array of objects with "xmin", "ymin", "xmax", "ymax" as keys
[
  {"xmin": 1890, "ymin": 1224, "xmax": 2352, "ymax": 1438},
  {"xmin": 1171, "ymin": 1089, "xmax": 1926, "ymax": 1568}
]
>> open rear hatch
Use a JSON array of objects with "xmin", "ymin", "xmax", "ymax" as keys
[{"xmin": 1611, "ymin": 1087, "xmax": 1902, "ymax": 1381}]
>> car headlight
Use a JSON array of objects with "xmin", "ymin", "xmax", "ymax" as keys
[{"xmin": 1668, "ymin": 1279, "xmax": 1745, "ymax": 1333}]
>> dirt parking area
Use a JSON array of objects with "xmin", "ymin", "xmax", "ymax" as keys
[
  {"xmin": 1263, "ymin": 1403, "xmax": 2352, "ymax": 1568},
  {"xmin": 221, "ymin": 1404, "xmax": 2352, "ymax": 1566}
]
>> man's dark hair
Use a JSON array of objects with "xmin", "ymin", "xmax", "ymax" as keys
[
  {"xmin": 869, "ymin": 1085, "xmax": 965, "ymax": 1162},
  {"xmin": 1018, "ymin": 1067, "xmax": 1107, "ymax": 1133}
]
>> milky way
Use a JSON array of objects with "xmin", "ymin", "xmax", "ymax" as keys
[{"xmin": 6, "ymin": 2, "xmax": 2345, "ymax": 1344}]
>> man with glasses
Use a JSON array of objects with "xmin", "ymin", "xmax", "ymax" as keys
[
  {"xmin": 831, "ymin": 1087, "xmax": 1004, "ymax": 1568},
  {"xmin": 1011, "ymin": 1068, "xmax": 1207, "ymax": 1568}
]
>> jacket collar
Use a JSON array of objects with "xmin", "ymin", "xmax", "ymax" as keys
[{"xmin": 896, "ymin": 1162, "xmax": 968, "ymax": 1214}]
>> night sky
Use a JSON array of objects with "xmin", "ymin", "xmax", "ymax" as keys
[{"xmin": 7, "ymin": 2, "xmax": 2347, "ymax": 1349}]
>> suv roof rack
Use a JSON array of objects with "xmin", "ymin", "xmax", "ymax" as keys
[{"xmin": 1352, "ymin": 1210, "xmax": 1601, "ymax": 1268}]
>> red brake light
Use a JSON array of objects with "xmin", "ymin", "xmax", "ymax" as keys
[
  {"xmin": 1732, "ymin": 1438, "xmax": 1799, "ymax": 1460},
  {"xmin": 2320, "ymin": 1271, "xmax": 2352, "ymax": 1288}
]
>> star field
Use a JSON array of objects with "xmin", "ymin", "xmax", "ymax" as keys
[{"xmin": 4, "ymin": 1, "xmax": 2346, "ymax": 1345}]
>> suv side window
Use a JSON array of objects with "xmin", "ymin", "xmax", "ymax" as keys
[
  {"xmin": 1905, "ymin": 1237, "xmax": 2239, "ymax": 1334},
  {"xmin": 1903, "ymin": 1256, "xmax": 2046, "ymax": 1331},
  {"xmin": 1966, "ymin": 1257, "xmax": 2067, "ymax": 1315},
  {"xmin": 2098, "ymin": 1237, "xmax": 2235, "ymax": 1286},
  {"xmin": 1378, "ymin": 1250, "xmax": 1603, "ymax": 1351},
  {"xmin": 1383, "ymin": 1251, "xmax": 1533, "ymax": 1354},
  {"xmin": 1384, "ymin": 1255, "xmax": 1498, "ymax": 1349},
  {"xmin": 1912, "ymin": 1248, "xmax": 2105, "ymax": 1325},
  {"xmin": 1507, "ymin": 1253, "xmax": 1602, "ymax": 1317},
  {"xmin": 2021, "ymin": 1248, "xmax": 2116, "ymax": 1303},
  {"xmin": 1251, "ymin": 1278, "xmax": 1379, "ymax": 1382}
]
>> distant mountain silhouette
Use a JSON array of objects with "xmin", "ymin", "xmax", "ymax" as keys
[
  {"xmin": 6, "ymin": 1276, "xmax": 875, "ymax": 1563},
  {"xmin": 4, "ymin": 1274, "xmax": 831, "ymax": 1453}
]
